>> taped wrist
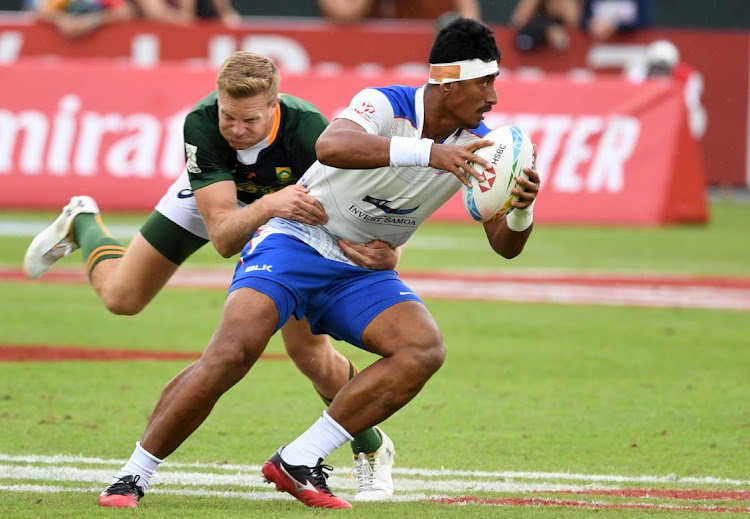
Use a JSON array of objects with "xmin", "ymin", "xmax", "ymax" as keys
[
  {"xmin": 506, "ymin": 201, "xmax": 534, "ymax": 232},
  {"xmin": 389, "ymin": 136, "xmax": 434, "ymax": 167}
]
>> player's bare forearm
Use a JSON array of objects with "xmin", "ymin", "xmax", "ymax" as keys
[
  {"xmin": 210, "ymin": 203, "xmax": 272, "ymax": 257},
  {"xmin": 207, "ymin": 189, "xmax": 325, "ymax": 258},
  {"xmin": 197, "ymin": 200, "xmax": 269, "ymax": 258},
  {"xmin": 315, "ymin": 120, "xmax": 391, "ymax": 169},
  {"xmin": 483, "ymin": 218, "xmax": 533, "ymax": 259},
  {"xmin": 195, "ymin": 181, "xmax": 269, "ymax": 258},
  {"xmin": 196, "ymin": 183, "xmax": 326, "ymax": 258},
  {"xmin": 484, "ymin": 162, "xmax": 539, "ymax": 258}
]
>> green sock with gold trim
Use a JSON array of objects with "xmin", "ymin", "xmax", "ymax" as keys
[
  {"xmin": 351, "ymin": 426, "xmax": 383, "ymax": 455},
  {"xmin": 72, "ymin": 213, "xmax": 126, "ymax": 276}
]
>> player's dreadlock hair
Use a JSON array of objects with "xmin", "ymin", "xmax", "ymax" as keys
[
  {"xmin": 429, "ymin": 17, "xmax": 501, "ymax": 64},
  {"xmin": 217, "ymin": 51, "xmax": 280, "ymax": 105}
]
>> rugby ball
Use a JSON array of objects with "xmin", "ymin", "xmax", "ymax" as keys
[{"xmin": 462, "ymin": 125, "xmax": 534, "ymax": 222}]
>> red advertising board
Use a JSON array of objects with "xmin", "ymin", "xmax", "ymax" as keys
[
  {"xmin": 0, "ymin": 60, "xmax": 706, "ymax": 225},
  {"xmin": 0, "ymin": 16, "xmax": 746, "ymax": 188}
]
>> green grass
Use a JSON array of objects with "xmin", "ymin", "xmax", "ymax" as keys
[
  {"xmin": 3, "ymin": 197, "xmax": 749, "ymax": 275},
  {"xmin": 401, "ymin": 197, "xmax": 750, "ymax": 275},
  {"xmin": 0, "ymin": 200, "xmax": 749, "ymax": 517},
  {"xmin": 1, "ymin": 297, "xmax": 747, "ymax": 477}
]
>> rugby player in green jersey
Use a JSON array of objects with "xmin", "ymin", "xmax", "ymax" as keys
[{"xmin": 24, "ymin": 51, "xmax": 398, "ymax": 507}]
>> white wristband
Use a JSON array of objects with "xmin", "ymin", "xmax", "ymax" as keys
[
  {"xmin": 505, "ymin": 201, "xmax": 534, "ymax": 232},
  {"xmin": 389, "ymin": 136, "xmax": 434, "ymax": 167}
]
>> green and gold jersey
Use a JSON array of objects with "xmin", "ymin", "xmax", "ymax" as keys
[{"xmin": 183, "ymin": 92, "xmax": 329, "ymax": 204}]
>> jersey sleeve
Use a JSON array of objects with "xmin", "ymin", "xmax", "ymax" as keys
[
  {"xmin": 183, "ymin": 110, "xmax": 234, "ymax": 190},
  {"xmin": 336, "ymin": 89, "xmax": 395, "ymax": 137}
]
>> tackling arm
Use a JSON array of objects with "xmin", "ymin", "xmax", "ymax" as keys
[
  {"xmin": 195, "ymin": 179, "xmax": 400, "ymax": 269},
  {"xmin": 195, "ymin": 181, "xmax": 327, "ymax": 258}
]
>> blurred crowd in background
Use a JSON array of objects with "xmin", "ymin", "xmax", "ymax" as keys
[
  {"xmin": 17, "ymin": 0, "xmax": 692, "ymax": 80},
  {"xmin": 18, "ymin": 0, "xmax": 747, "ymax": 86},
  {"xmin": 12, "ymin": 0, "xmax": 749, "ymax": 42}
]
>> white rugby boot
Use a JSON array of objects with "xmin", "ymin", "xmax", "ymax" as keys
[
  {"xmin": 353, "ymin": 426, "xmax": 395, "ymax": 501},
  {"xmin": 23, "ymin": 195, "xmax": 99, "ymax": 279}
]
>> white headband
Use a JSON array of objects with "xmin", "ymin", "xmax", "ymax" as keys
[{"xmin": 428, "ymin": 59, "xmax": 499, "ymax": 84}]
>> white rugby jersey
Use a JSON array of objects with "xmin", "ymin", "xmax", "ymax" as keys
[{"xmin": 264, "ymin": 85, "xmax": 491, "ymax": 264}]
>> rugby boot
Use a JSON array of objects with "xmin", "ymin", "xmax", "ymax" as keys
[
  {"xmin": 98, "ymin": 474, "xmax": 144, "ymax": 508},
  {"xmin": 23, "ymin": 195, "xmax": 99, "ymax": 279},
  {"xmin": 262, "ymin": 448, "xmax": 352, "ymax": 509},
  {"xmin": 353, "ymin": 426, "xmax": 395, "ymax": 501}
]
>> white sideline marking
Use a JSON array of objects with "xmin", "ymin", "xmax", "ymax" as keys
[
  {"xmin": 4, "ymin": 264, "xmax": 747, "ymax": 310},
  {"xmin": 0, "ymin": 464, "xmax": 626, "ymax": 494},
  {"xmin": 403, "ymin": 278, "xmax": 750, "ymax": 311},
  {"xmin": 1, "ymin": 454, "xmax": 748, "ymax": 487},
  {"xmin": 0, "ymin": 221, "xmax": 485, "ymax": 250}
]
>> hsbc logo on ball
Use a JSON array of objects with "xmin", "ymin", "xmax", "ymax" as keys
[
  {"xmin": 491, "ymin": 143, "xmax": 506, "ymax": 165},
  {"xmin": 478, "ymin": 168, "xmax": 496, "ymax": 193}
]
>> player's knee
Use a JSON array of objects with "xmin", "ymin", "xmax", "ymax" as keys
[
  {"xmin": 101, "ymin": 291, "xmax": 146, "ymax": 316},
  {"xmin": 207, "ymin": 329, "xmax": 266, "ymax": 375},
  {"xmin": 421, "ymin": 339, "xmax": 446, "ymax": 376},
  {"xmin": 291, "ymin": 350, "xmax": 334, "ymax": 380},
  {"xmin": 287, "ymin": 334, "xmax": 340, "ymax": 372},
  {"xmin": 405, "ymin": 333, "xmax": 446, "ymax": 379}
]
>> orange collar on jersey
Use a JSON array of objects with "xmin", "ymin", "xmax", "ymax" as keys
[{"xmin": 267, "ymin": 103, "xmax": 282, "ymax": 144}]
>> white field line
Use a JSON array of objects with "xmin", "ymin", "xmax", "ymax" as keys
[
  {"xmin": 121, "ymin": 268, "xmax": 750, "ymax": 311},
  {"xmin": 0, "ymin": 221, "xmax": 486, "ymax": 250},
  {"xmin": 0, "ymin": 222, "xmax": 141, "ymax": 240},
  {"xmin": 403, "ymin": 278, "xmax": 750, "ymax": 311},
  {"xmin": 1, "ymin": 454, "xmax": 748, "ymax": 487},
  {"xmin": 6, "ymin": 265, "xmax": 746, "ymax": 311},
  {"xmin": 0, "ymin": 464, "xmax": 623, "ymax": 495}
]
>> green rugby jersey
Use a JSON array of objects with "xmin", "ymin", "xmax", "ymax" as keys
[{"xmin": 183, "ymin": 92, "xmax": 329, "ymax": 204}]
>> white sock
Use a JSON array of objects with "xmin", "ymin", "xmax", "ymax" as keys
[
  {"xmin": 112, "ymin": 441, "xmax": 163, "ymax": 493},
  {"xmin": 281, "ymin": 411, "xmax": 354, "ymax": 467}
]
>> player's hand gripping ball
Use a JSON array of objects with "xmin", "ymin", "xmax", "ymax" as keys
[{"xmin": 462, "ymin": 125, "xmax": 534, "ymax": 222}]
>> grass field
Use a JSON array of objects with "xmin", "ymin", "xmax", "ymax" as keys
[{"xmin": 1, "ymin": 199, "xmax": 749, "ymax": 518}]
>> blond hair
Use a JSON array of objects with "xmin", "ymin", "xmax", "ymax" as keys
[{"xmin": 216, "ymin": 51, "xmax": 280, "ymax": 104}]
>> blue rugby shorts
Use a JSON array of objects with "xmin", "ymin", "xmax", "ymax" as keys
[{"xmin": 229, "ymin": 232, "xmax": 423, "ymax": 349}]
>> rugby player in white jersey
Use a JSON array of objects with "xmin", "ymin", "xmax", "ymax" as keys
[
  {"xmin": 23, "ymin": 51, "xmax": 400, "ymax": 507},
  {"xmin": 94, "ymin": 17, "xmax": 540, "ymax": 509}
]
